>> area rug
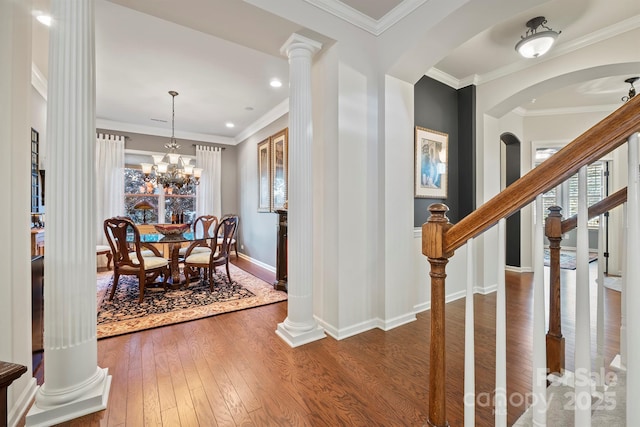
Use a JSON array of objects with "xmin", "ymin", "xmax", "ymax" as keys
[
  {"xmin": 96, "ymin": 263, "xmax": 287, "ymax": 339},
  {"xmin": 603, "ymin": 276, "xmax": 622, "ymax": 292},
  {"xmin": 543, "ymin": 249, "xmax": 597, "ymax": 270}
]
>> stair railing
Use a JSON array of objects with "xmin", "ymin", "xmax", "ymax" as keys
[
  {"xmin": 422, "ymin": 94, "xmax": 640, "ymax": 427},
  {"xmin": 545, "ymin": 187, "xmax": 627, "ymax": 375}
]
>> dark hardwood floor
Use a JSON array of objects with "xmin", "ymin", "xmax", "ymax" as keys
[{"xmin": 24, "ymin": 261, "xmax": 619, "ymax": 427}]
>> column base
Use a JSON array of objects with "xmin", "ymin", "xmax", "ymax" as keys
[
  {"xmin": 26, "ymin": 367, "xmax": 111, "ymax": 427},
  {"xmin": 276, "ymin": 319, "xmax": 326, "ymax": 348}
]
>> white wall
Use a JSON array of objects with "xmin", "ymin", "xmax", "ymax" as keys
[
  {"xmin": 235, "ymin": 114, "xmax": 289, "ymax": 267},
  {"xmin": 382, "ymin": 75, "xmax": 417, "ymax": 328},
  {"xmin": 2, "ymin": 1, "xmax": 38, "ymax": 424}
]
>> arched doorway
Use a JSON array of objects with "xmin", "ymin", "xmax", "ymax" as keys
[{"xmin": 502, "ymin": 132, "xmax": 521, "ymax": 268}]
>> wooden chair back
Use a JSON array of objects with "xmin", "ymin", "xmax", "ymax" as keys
[
  {"xmin": 104, "ymin": 217, "xmax": 138, "ymax": 267},
  {"xmin": 215, "ymin": 216, "xmax": 238, "ymax": 260}
]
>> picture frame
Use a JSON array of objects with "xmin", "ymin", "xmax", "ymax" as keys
[
  {"xmin": 257, "ymin": 138, "xmax": 271, "ymax": 212},
  {"xmin": 414, "ymin": 126, "xmax": 448, "ymax": 199},
  {"xmin": 270, "ymin": 128, "xmax": 288, "ymax": 211}
]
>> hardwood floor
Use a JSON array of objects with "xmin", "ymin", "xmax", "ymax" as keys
[{"xmin": 26, "ymin": 261, "xmax": 619, "ymax": 427}]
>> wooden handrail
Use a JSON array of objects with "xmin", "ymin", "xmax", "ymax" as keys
[
  {"xmin": 444, "ymin": 95, "xmax": 640, "ymax": 253},
  {"xmin": 561, "ymin": 187, "xmax": 627, "ymax": 233}
]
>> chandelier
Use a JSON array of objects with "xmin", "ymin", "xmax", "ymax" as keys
[
  {"xmin": 515, "ymin": 16, "xmax": 561, "ymax": 59},
  {"xmin": 622, "ymin": 77, "xmax": 638, "ymax": 102},
  {"xmin": 141, "ymin": 90, "xmax": 202, "ymax": 190}
]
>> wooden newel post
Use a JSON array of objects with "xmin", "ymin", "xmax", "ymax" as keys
[
  {"xmin": 422, "ymin": 203, "xmax": 453, "ymax": 427},
  {"xmin": 545, "ymin": 205, "xmax": 565, "ymax": 374}
]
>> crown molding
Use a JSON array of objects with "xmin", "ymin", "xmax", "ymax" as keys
[
  {"xmin": 234, "ymin": 98, "xmax": 289, "ymax": 143},
  {"xmin": 304, "ymin": 0, "xmax": 429, "ymax": 35},
  {"xmin": 425, "ymin": 67, "xmax": 460, "ymax": 88},
  {"xmin": 424, "ymin": 68, "xmax": 479, "ymax": 90},
  {"xmin": 520, "ymin": 103, "xmax": 619, "ymax": 117},
  {"xmin": 96, "ymin": 119, "xmax": 236, "ymax": 145}
]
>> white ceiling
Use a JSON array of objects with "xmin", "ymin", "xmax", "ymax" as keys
[{"xmin": 30, "ymin": 0, "xmax": 640, "ymax": 145}]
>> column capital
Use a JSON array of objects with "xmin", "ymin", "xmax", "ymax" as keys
[{"xmin": 280, "ymin": 33, "xmax": 322, "ymax": 58}]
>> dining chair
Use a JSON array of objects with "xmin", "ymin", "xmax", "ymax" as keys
[
  {"xmin": 104, "ymin": 216, "xmax": 170, "ymax": 303},
  {"xmin": 96, "ymin": 245, "xmax": 112, "ymax": 270},
  {"xmin": 218, "ymin": 214, "xmax": 239, "ymax": 258},
  {"xmin": 178, "ymin": 215, "xmax": 218, "ymax": 258},
  {"xmin": 183, "ymin": 215, "xmax": 238, "ymax": 288}
]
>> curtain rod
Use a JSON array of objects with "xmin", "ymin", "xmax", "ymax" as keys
[{"xmin": 192, "ymin": 144, "xmax": 226, "ymax": 150}]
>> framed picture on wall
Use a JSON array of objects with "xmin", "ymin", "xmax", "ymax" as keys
[
  {"xmin": 414, "ymin": 126, "xmax": 448, "ymax": 199},
  {"xmin": 257, "ymin": 138, "xmax": 271, "ymax": 212},
  {"xmin": 270, "ymin": 128, "xmax": 288, "ymax": 211}
]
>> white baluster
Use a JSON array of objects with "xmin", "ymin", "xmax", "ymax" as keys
[
  {"xmin": 464, "ymin": 238, "xmax": 476, "ymax": 426},
  {"xmin": 595, "ymin": 213, "xmax": 605, "ymax": 392},
  {"xmin": 627, "ymin": 132, "xmax": 640, "ymax": 425},
  {"xmin": 616, "ymin": 202, "xmax": 627, "ymax": 370},
  {"xmin": 574, "ymin": 165, "xmax": 591, "ymax": 426},
  {"xmin": 495, "ymin": 219, "xmax": 507, "ymax": 427},
  {"xmin": 532, "ymin": 196, "xmax": 547, "ymax": 426}
]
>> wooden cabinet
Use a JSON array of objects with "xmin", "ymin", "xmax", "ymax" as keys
[{"xmin": 274, "ymin": 210, "xmax": 287, "ymax": 291}]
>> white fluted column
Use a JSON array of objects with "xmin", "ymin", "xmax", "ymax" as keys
[
  {"xmin": 276, "ymin": 33, "xmax": 325, "ymax": 347},
  {"xmin": 26, "ymin": 1, "xmax": 111, "ymax": 425},
  {"xmin": 532, "ymin": 197, "xmax": 547, "ymax": 426},
  {"xmin": 495, "ymin": 219, "xmax": 507, "ymax": 427},
  {"xmin": 627, "ymin": 132, "xmax": 640, "ymax": 425},
  {"xmin": 574, "ymin": 166, "xmax": 591, "ymax": 426}
]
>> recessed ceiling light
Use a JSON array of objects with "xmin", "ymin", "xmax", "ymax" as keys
[
  {"xmin": 225, "ymin": 122, "xmax": 235, "ymax": 128},
  {"xmin": 270, "ymin": 79, "xmax": 282, "ymax": 88}
]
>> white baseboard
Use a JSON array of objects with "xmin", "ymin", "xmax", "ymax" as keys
[
  {"xmin": 237, "ymin": 252, "xmax": 275, "ymax": 273},
  {"xmin": 9, "ymin": 377, "xmax": 37, "ymax": 427},
  {"xmin": 505, "ymin": 265, "xmax": 533, "ymax": 273}
]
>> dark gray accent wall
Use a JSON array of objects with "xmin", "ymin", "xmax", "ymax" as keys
[
  {"xmin": 504, "ymin": 135, "xmax": 521, "ymax": 267},
  {"xmin": 414, "ymin": 76, "xmax": 476, "ymax": 227},
  {"xmin": 458, "ymin": 85, "xmax": 476, "ymax": 220}
]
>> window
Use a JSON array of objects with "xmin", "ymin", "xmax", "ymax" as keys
[
  {"xmin": 535, "ymin": 148, "xmax": 605, "ymax": 227},
  {"xmin": 124, "ymin": 167, "xmax": 196, "ymax": 224}
]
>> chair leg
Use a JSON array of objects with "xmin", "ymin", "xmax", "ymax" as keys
[
  {"xmin": 234, "ymin": 242, "xmax": 238, "ymax": 258},
  {"xmin": 208, "ymin": 266, "xmax": 215, "ymax": 291},
  {"xmin": 109, "ymin": 272, "xmax": 120, "ymax": 300},
  {"xmin": 183, "ymin": 265, "xmax": 189, "ymax": 284},
  {"xmin": 138, "ymin": 272, "xmax": 146, "ymax": 303},
  {"xmin": 225, "ymin": 260, "xmax": 232, "ymax": 283}
]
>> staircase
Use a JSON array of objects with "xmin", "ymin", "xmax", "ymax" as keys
[{"xmin": 421, "ymin": 94, "xmax": 640, "ymax": 426}]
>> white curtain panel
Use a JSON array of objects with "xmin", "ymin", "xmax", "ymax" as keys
[
  {"xmin": 196, "ymin": 145, "xmax": 222, "ymax": 219},
  {"xmin": 96, "ymin": 133, "xmax": 125, "ymax": 245}
]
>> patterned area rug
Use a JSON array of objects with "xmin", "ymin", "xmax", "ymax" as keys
[
  {"xmin": 543, "ymin": 249, "xmax": 597, "ymax": 270},
  {"xmin": 97, "ymin": 263, "xmax": 287, "ymax": 339}
]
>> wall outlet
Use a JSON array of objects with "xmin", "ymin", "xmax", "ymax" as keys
[{"xmin": 240, "ymin": 244, "xmax": 244, "ymax": 250}]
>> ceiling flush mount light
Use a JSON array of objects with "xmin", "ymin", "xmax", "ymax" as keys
[
  {"xmin": 622, "ymin": 77, "xmax": 638, "ymax": 102},
  {"xmin": 515, "ymin": 16, "xmax": 561, "ymax": 58},
  {"xmin": 140, "ymin": 91, "xmax": 202, "ymax": 191},
  {"xmin": 270, "ymin": 79, "xmax": 282, "ymax": 88}
]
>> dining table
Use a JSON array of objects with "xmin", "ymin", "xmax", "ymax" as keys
[{"xmin": 130, "ymin": 230, "xmax": 214, "ymax": 287}]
